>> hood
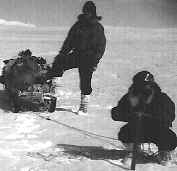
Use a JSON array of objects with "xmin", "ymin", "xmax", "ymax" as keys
[{"xmin": 77, "ymin": 14, "xmax": 102, "ymax": 24}]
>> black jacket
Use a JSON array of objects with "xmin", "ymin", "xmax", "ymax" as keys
[
  {"xmin": 60, "ymin": 14, "xmax": 106, "ymax": 69},
  {"xmin": 111, "ymin": 92, "xmax": 175, "ymax": 128}
]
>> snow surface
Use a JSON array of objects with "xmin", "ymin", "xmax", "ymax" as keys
[{"xmin": 0, "ymin": 27, "xmax": 176, "ymax": 170}]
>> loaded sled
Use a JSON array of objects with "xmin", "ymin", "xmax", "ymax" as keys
[{"xmin": 0, "ymin": 49, "xmax": 57, "ymax": 113}]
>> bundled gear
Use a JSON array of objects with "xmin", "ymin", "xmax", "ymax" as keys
[{"xmin": 0, "ymin": 49, "xmax": 56, "ymax": 113}]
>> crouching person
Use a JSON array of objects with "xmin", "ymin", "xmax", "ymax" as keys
[{"xmin": 111, "ymin": 71, "xmax": 177, "ymax": 165}]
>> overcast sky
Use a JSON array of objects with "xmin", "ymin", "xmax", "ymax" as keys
[{"xmin": 0, "ymin": 0, "xmax": 177, "ymax": 28}]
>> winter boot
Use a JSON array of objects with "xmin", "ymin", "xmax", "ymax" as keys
[
  {"xmin": 46, "ymin": 66, "xmax": 64, "ymax": 80},
  {"xmin": 78, "ymin": 94, "xmax": 90, "ymax": 115},
  {"xmin": 51, "ymin": 77, "xmax": 61, "ymax": 95},
  {"xmin": 156, "ymin": 150, "xmax": 176, "ymax": 166}
]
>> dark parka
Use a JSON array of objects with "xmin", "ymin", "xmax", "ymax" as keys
[
  {"xmin": 59, "ymin": 14, "xmax": 106, "ymax": 71},
  {"xmin": 111, "ymin": 91, "xmax": 175, "ymax": 128}
]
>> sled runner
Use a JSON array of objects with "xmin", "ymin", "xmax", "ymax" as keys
[{"xmin": 0, "ymin": 49, "xmax": 57, "ymax": 113}]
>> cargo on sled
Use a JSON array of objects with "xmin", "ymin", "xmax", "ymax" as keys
[{"xmin": 0, "ymin": 49, "xmax": 57, "ymax": 113}]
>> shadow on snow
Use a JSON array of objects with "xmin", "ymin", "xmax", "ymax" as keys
[
  {"xmin": 28, "ymin": 144, "xmax": 160, "ymax": 170},
  {"xmin": 55, "ymin": 144, "xmax": 158, "ymax": 164}
]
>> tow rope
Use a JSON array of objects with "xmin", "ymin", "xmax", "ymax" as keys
[{"xmin": 34, "ymin": 113, "xmax": 122, "ymax": 149}]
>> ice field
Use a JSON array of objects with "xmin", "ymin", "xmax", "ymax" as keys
[{"xmin": 0, "ymin": 26, "xmax": 176, "ymax": 170}]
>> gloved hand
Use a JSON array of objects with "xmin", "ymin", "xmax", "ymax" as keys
[
  {"xmin": 93, "ymin": 66, "xmax": 97, "ymax": 71},
  {"xmin": 129, "ymin": 95, "xmax": 140, "ymax": 107}
]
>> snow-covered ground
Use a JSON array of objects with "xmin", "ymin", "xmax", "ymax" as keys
[{"xmin": 0, "ymin": 26, "xmax": 177, "ymax": 170}]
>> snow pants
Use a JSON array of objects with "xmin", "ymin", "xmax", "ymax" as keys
[{"xmin": 118, "ymin": 120, "xmax": 177, "ymax": 151}]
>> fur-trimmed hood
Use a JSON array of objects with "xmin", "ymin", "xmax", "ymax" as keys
[{"xmin": 77, "ymin": 14, "xmax": 102, "ymax": 24}]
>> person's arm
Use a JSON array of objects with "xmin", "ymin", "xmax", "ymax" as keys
[
  {"xmin": 111, "ymin": 94, "xmax": 131, "ymax": 122},
  {"xmin": 60, "ymin": 23, "xmax": 77, "ymax": 55},
  {"xmin": 161, "ymin": 93, "xmax": 175, "ymax": 128},
  {"xmin": 91, "ymin": 24, "xmax": 106, "ymax": 68}
]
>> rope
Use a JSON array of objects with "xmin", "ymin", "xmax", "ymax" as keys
[{"xmin": 34, "ymin": 113, "xmax": 122, "ymax": 149}]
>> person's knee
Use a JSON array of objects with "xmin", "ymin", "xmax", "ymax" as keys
[
  {"xmin": 168, "ymin": 134, "xmax": 177, "ymax": 151},
  {"xmin": 158, "ymin": 129, "xmax": 177, "ymax": 151}
]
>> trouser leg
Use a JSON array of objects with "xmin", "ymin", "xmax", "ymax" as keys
[
  {"xmin": 119, "ymin": 122, "xmax": 177, "ymax": 151},
  {"xmin": 78, "ymin": 68, "xmax": 93, "ymax": 113},
  {"xmin": 79, "ymin": 68, "xmax": 93, "ymax": 95},
  {"xmin": 49, "ymin": 52, "xmax": 79, "ymax": 78}
]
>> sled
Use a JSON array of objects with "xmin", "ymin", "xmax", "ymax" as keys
[
  {"xmin": 0, "ymin": 49, "xmax": 57, "ymax": 113},
  {"xmin": 12, "ymin": 84, "xmax": 57, "ymax": 113}
]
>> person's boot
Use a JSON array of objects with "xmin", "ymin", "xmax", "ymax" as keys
[
  {"xmin": 157, "ymin": 150, "xmax": 175, "ymax": 166},
  {"xmin": 46, "ymin": 67, "xmax": 64, "ymax": 80},
  {"xmin": 78, "ymin": 94, "xmax": 89, "ymax": 116},
  {"xmin": 51, "ymin": 77, "xmax": 61, "ymax": 95}
]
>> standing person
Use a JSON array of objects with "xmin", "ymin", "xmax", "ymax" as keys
[
  {"xmin": 111, "ymin": 71, "xmax": 177, "ymax": 165},
  {"xmin": 49, "ymin": 1, "xmax": 106, "ymax": 115}
]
